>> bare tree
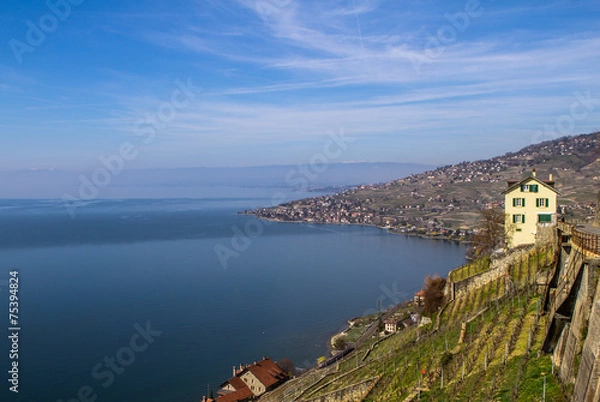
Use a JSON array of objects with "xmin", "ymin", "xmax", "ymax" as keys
[
  {"xmin": 469, "ymin": 207, "xmax": 506, "ymax": 258},
  {"xmin": 276, "ymin": 358, "xmax": 296, "ymax": 377},
  {"xmin": 423, "ymin": 274, "xmax": 447, "ymax": 315}
]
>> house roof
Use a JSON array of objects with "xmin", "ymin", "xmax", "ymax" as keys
[
  {"xmin": 501, "ymin": 175, "xmax": 560, "ymax": 195},
  {"xmin": 217, "ymin": 357, "xmax": 286, "ymax": 401},
  {"xmin": 401, "ymin": 317, "xmax": 414, "ymax": 327},
  {"xmin": 215, "ymin": 386, "xmax": 253, "ymax": 402},
  {"xmin": 217, "ymin": 377, "xmax": 253, "ymax": 402},
  {"xmin": 220, "ymin": 377, "xmax": 247, "ymax": 391},
  {"xmin": 244, "ymin": 358, "xmax": 287, "ymax": 388},
  {"xmin": 415, "ymin": 290, "xmax": 425, "ymax": 297}
]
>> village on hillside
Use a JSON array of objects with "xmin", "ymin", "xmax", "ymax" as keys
[{"xmin": 244, "ymin": 133, "xmax": 598, "ymax": 242}]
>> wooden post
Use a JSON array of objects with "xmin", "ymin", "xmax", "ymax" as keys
[
  {"xmin": 542, "ymin": 374, "xmax": 546, "ymax": 402},
  {"xmin": 484, "ymin": 349, "xmax": 488, "ymax": 371}
]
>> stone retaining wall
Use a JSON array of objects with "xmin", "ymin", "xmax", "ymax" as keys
[{"xmin": 446, "ymin": 249, "xmax": 533, "ymax": 300}]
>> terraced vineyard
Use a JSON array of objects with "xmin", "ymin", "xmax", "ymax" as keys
[{"xmin": 259, "ymin": 247, "xmax": 566, "ymax": 402}]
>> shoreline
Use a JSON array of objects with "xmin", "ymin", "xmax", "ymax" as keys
[{"xmin": 240, "ymin": 212, "xmax": 471, "ymax": 244}]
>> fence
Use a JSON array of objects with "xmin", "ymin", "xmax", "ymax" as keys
[{"xmin": 571, "ymin": 227, "xmax": 600, "ymax": 257}]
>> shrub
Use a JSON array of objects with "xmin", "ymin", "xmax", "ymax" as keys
[{"xmin": 331, "ymin": 334, "xmax": 347, "ymax": 350}]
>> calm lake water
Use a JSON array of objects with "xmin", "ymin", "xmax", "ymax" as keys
[{"xmin": 0, "ymin": 197, "xmax": 465, "ymax": 402}]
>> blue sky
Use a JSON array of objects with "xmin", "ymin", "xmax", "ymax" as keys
[{"xmin": 1, "ymin": 0, "xmax": 599, "ymax": 171}]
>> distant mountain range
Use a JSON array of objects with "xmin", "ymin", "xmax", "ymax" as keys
[
  {"xmin": 0, "ymin": 162, "xmax": 434, "ymax": 199},
  {"xmin": 247, "ymin": 132, "xmax": 600, "ymax": 240}
]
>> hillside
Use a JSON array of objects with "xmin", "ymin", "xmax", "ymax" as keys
[
  {"xmin": 245, "ymin": 132, "xmax": 599, "ymax": 241},
  {"xmin": 257, "ymin": 246, "xmax": 565, "ymax": 401}
]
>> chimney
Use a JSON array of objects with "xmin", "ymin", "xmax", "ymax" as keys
[
  {"xmin": 532, "ymin": 169, "xmax": 536, "ymax": 177},
  {"xmin": 549, "ymin": 173, "xmax": 553, "ymax": 181},
  {"xmin": 233, "ymin": 365, "xmax": 236, "ymax": 377}
]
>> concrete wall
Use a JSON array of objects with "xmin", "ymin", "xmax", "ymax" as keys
[
  {"xmin": 572, "ymin": 260, "xmax": 600, "ymax": 402},
  {"xmin": 546, "ymin": 237, "xmax": 600, "ymax": 401},
  {"xmin": 573, "ymin": 287, "xmax": 600, "ymax": 401},
  {"xmin": 553, "ymin": 262, "xmax": 590, "ymax": 385}
]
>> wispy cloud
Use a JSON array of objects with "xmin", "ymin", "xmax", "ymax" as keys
[{"xmin": 1, "ymin": 0, "xmax": 599, "ymax": 170}]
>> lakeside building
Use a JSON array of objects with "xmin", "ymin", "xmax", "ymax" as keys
[
  {"xmin": 214, "ymin": 357, "xmax": 287, "ymax": 402},
  {"xmin": 413, "ymin": 289, "xmax": 425, "ymax": 306},
  {"xmin": 502, "ymin": 170, "xmax": 559, "ymax": 248},
  {"xmin": 385, "ymin": 313, "xmax": 419, "ymax": 334},
  {"xmin": 384, "ymin": 318, "xmax": 402, "ymax": 333}
]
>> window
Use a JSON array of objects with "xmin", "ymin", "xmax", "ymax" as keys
[
  {"xmin": 513, "ymin": 198, "xmax": 525, "ymax": 207},
  {"xmin": 538, "ymin": 214, "xmax": 552, "ymax": 223},
  {"xmin": 521, "ymin": 184, "xmax": 539, "ymax": 193},
  {"xmin": 536, "ymin": 198, "xmax": 549, "ymax": 208},
  {"xmin": 513, "ymin": 214, "xmax": 525, "ymax": 224}
]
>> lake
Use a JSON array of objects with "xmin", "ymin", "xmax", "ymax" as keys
[{"xmin": 0, "ymin": 196, "xmax": 466, "ymax": 402}]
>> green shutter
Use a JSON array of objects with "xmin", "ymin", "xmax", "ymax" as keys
[
  {"xmin": 532, "ymin": 185, "xmax": 539, "ymax": 193},
  {"xmin": 539, "ymin": 214, "xmax": 552, "ymax": 223},
  {"xmin": 513, "ymin": 214, "xmax": 525, "ymax": 224},
  {"xmin": 536, "ymin": 197, "xmax": 549, "ymax": 207},
  {"xmin": 522, "ymin": 198, "xmax": 525, "ymax": 207},
  {"xmin": 513, "ymin": 198, "xmax": 517, "ymax": 207}
]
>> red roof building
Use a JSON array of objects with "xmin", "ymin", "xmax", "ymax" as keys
[
  {"xmin": 215, "ymin": 358, "xmax": 288, "ymax": 402},
  {"xmin": 414, "ymin": 290, "xmax": 426, "ymax": 306}
]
